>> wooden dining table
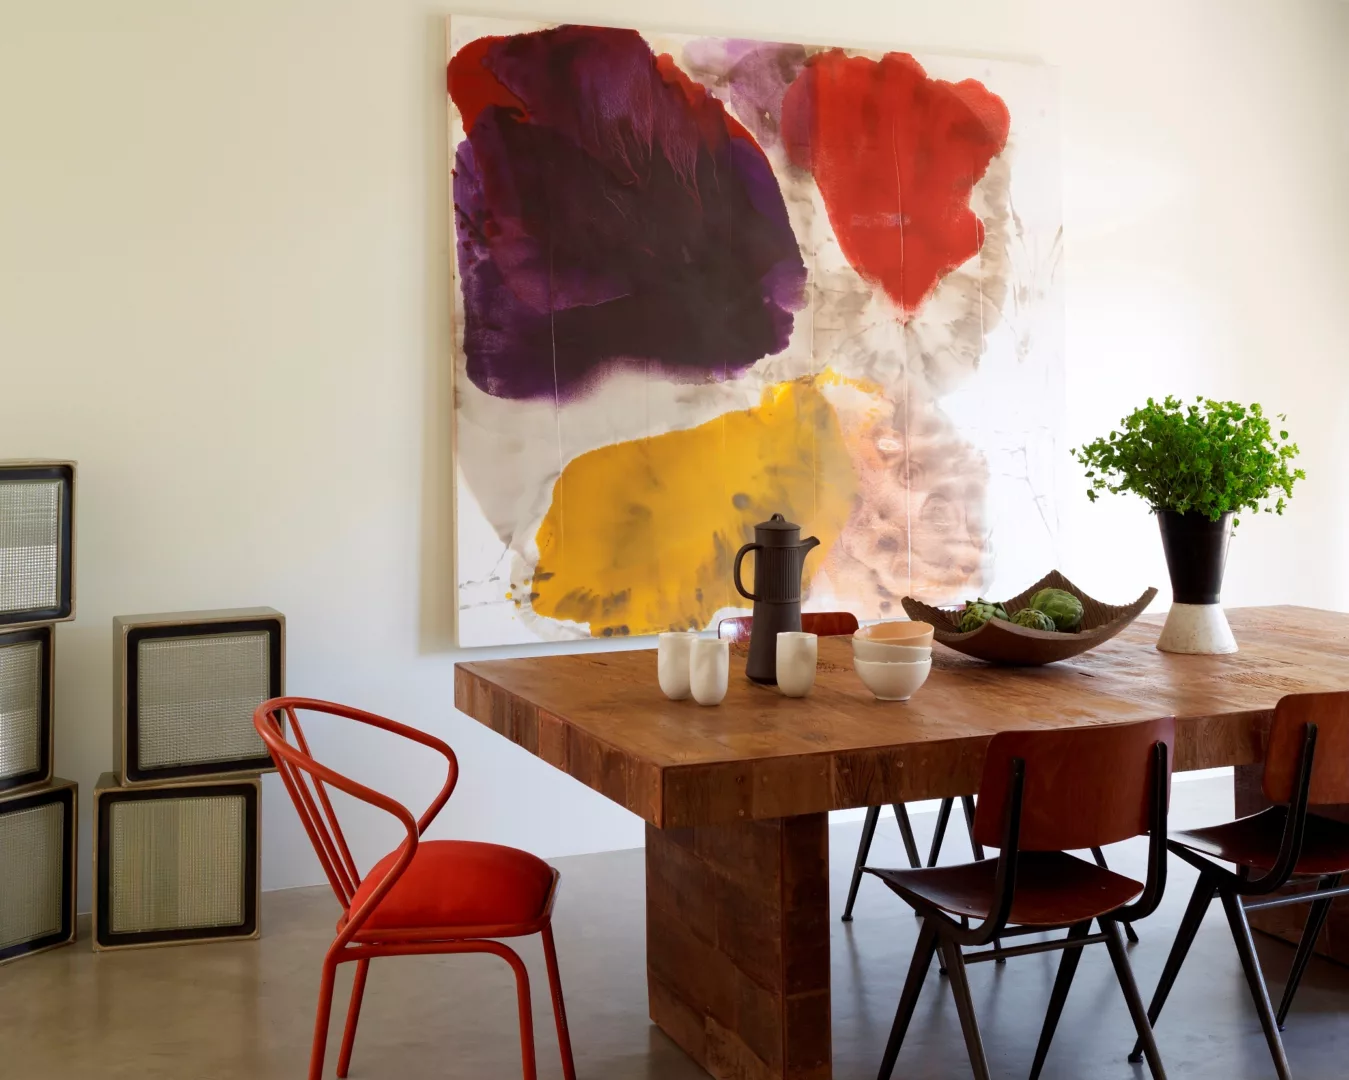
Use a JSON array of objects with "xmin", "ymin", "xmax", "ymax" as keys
[{"xmin": 454, "ymin": 605, "xmax": 1349, "ymax": 1080}]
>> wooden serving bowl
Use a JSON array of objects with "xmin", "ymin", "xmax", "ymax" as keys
[{"xmin": 901, "ymin": 571, "xmax": 1158, "ymax": 666}]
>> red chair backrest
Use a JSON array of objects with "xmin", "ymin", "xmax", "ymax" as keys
[
  {"xmin": 253, "ymin": 697, "xmax": 458, "ymax": 938},
  {"xmin": 717, "ymin": 611, "xmax": 859, "ymax": 643},
  {"xmin": 973, "ymin": 716, "xmax": 1175, "ymax": 852},
  {"xmin": 1263, "ymin": 691, "xmax": 1349, "ymax": 805}
]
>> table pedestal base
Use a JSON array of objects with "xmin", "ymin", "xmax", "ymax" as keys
[{"xmin": 646, "ymin": 814, "xmax": 832, "ymax": 1079}]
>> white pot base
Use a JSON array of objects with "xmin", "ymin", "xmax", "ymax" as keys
[{"xmin": 1156, "ymin": 603, "xmax": 1238, "ymax": 655}]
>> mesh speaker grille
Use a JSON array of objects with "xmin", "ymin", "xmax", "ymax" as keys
[
  {"xmin": 0, "ymin": 480, "xmax": 61, "ymax": 615},
  {"xmin": 0, "ymin": 801, "xmax": 65, "ymax": 950},
  {"xmin": 0, "ymin": 640, "xmax": 42, "ymax": 780},
  {"xmin": 136, "ymin": 632, "xmax": 270, "ymax": 770},
  {"xmin": 108, "ymin": 794, "xmax": 246, "ymax": 934}
]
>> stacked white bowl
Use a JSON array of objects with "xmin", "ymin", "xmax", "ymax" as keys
[{"xmin": 852, "ymin": 621, "xmax": 934, "ymax": 701}]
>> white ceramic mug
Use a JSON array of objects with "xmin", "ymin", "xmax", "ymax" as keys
[
  {"xmin": 689, "ymin": 637, "xmax": 730, "ymax": 706},
  {"xmin": 776, "ymin": 632, "xmax": 818, "ymax": 697},
  {"xmin": 657, "ymin": 632, "xmax": 696, "ymax": 700}
]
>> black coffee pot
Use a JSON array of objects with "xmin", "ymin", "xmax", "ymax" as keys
[{"xmin": 733, "ymin": 514, "xmax": 821, "ymax": 685}]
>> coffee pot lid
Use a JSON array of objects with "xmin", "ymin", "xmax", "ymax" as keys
[{"xmin": 754, "ymin": 512, "xmax": 801, "ymax": 535}]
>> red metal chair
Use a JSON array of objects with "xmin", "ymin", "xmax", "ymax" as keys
[{"xmin": 254, "ymin": 697, "xmax": 576, "ymax": 1080}]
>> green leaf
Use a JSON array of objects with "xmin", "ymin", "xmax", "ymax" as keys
[{"xmin": 1073, "ymin": 398, "xmax": 1302, "ymax": 517}]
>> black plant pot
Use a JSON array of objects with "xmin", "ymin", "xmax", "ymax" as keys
[{"xmin": 1156, "ymin": 510, "xmax": 1233, "ymax": 604}]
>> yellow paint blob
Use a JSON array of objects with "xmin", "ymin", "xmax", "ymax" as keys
[{"xmin": 530, "ymin": 377, "xmax": 858, "ymax": 637}]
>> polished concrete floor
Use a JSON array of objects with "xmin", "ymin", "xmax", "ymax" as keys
[{"xmin": 3, "ymin": 777, "xmax": 1348, "ymax": 1078}]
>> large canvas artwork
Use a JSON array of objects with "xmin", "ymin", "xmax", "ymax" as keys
[{"xmin": 447, "ymin": 16, "xmax": 1063, "ymax": 646}]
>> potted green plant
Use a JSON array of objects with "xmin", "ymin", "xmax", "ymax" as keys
[{"xmin": 1072, "ymin": 396, "xmax": 1304, "ymax": 654}]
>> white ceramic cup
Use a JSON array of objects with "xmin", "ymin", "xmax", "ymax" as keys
[
  {"xmin": 657, "ymin": 632, "xmax": 697, "ymax": 700},
  {"xmin": 689, "ymin": 637, "xmax": 730, "ymax": 706},
  {"xmin": 776, "ymin": 632, "xmax": 818, "ymax": 697}
]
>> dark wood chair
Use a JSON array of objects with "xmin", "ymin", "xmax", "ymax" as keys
[
  {"xmin": 841, "ymin": 685, "xmax": 1137, "ymax": 947},
  {"xmin": 1131, "ymin": 691, "xmax": 1349, "ymax": 1080},
  {"xmin": 867, "ymin": 717, "xmax": 1174, "ymax": 1080},
  {"xmin": 905, "ymin": 798, "xmax": 1140, "ymax": 942}
]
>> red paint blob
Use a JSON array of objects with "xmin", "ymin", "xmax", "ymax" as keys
[
  {"xmin": 781, "ymin": 51, "xmax": 1010, "ymax": 318},
  {"xmin": 448, "ymin": 36, "xmax": 529, "ymax": 132},
  {"xmin": 654, "ymin": 53, "xmax": 765, "ymax": 162}
]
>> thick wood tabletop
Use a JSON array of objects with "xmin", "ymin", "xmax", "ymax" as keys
[{"xmin": 454, "ymin": 606, "xmax": 1349, "ymax": 828}]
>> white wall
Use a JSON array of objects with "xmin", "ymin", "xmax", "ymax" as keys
[{"xmin": 2, "ymin": 1, "xmax": 1346, "ymax": 912}]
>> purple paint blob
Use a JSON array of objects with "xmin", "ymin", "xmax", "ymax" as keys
[
  {"xmin": 681, "ymin": 38, "xmax": 808, "ymax": 153},
  {"xmin": 450, "ymin": 26, "xmax": 806, "ymax": 402}
]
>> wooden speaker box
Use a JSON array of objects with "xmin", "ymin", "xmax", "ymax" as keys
[
  {"xmin": 92, "ymin": 772, "xmax": 260, "ymax": 951},
  {"xmin": 0, "ymin": 461, "xmax": 75, "ymax": 630},
  {"xmin": 113, "ymin": 608, "xmax": 284, "ymax": 785},
  {"xmin": 0, "ymin": 625, "xmax": 54, "ymax": 796},
  {"xmin": 0, "ymin": 779, "xmax": 77, "ymax": 966}
]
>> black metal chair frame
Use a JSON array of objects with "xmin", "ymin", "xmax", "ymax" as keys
[
  {"xmin": 842, "ymin": 795, "xmax": 1140, "ymax": 944},
  {"xmin": 1131, "ymin": 723, "xmax": 1349, "ymax": 1080},
  {"xmin": 868, "ymin": 742, "xmax": 1171, "ymax": 1080}
]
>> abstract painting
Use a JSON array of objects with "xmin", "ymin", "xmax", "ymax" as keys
[{"xmin": 447, "ymin": 17, "xmax": 1063, "ymax": 645}]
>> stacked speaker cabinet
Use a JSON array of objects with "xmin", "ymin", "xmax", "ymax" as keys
[
  {"xmin": 0, "ymin": 460, "xmax": 78, "ymax": 965},
  {"xmin": 96, "ymin": 608, "xmax": 282, "ymax": 951},
  {"xmin": 1, "ymin": 624, "xmax": 54, "ymax": 796},
  {"xmin": 0, "ymin": 461, "xmax": 76, "ymax": 629},
  {"xmin": 0, "ymin": 779, "xmax": 78, "ymax": 966},
  {"xmin": 92, "ymin": 772, "xmax": 260, "ymax": 951}
]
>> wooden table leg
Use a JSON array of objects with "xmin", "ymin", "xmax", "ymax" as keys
[{"xmin": 645, "ymin": 814, "xmax": 831, "ymax": 1080}]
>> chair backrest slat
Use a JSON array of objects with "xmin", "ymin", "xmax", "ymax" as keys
[
  {"xmin": 973, "ymin": 717, "xmax": 1175, "ymax": 852},
  {"xmin": 717, "ymin": 611, "xmax": 859, "ymax": 643},
  {"xmin": 1263, "ymin": 692, "xmax": 1349, "ymax": 805},
  {"xmin": 287, "ymin": 709, "xmax": 362, "ymax": 892},
  {"xmin": 253, "ymin": 697, "xmax": 459, "ymax": 921}
]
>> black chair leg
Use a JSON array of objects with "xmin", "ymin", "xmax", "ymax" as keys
[
  {"xmin": 927, "ymin": 797, "xmax": 955, "ymax": 867},
  {"xmin": 961, "ymin": 795, "xmax": 984, "ymax": 860},
  {"xmin": 1276, "ymin": 872, "xmax": 1342, "ymax": 1029},
  {"xmin": 1103, "ymin": 918, "xmax": 1167, "ymax": 1080},
  {"xmin": 940, "ymin": 935, "xmax": 992, "ymax": 1080},
  {"xmin": 1090, "ymin": 845, "xmax": 1139, "ymax": 944},
  {"xmin": 1029, "ymin": 920, "xmax": 1092, "ymax": 1080},
  {"xmin": 1221, "ymin": 890, "xmax": 1293, "ymax": 1080},
  {"xmin": 876, "ymin": 918, "xmax": 939, "ymax": 1080},
  {"xmin": 842, "ymin": 805, "xmax": 881, "ymax": 922},
  {"xmin": 891, "ymin": 803, "xmax": 922, "ymax": 869},
  {"xmin": 1130, "ymin": 872, "xmax": 1215, "ymax": 1062}
]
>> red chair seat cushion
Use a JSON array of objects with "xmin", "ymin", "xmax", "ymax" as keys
[{"xmin": 348, "ymin": 840, "xmax": 554, "ymax": 934}]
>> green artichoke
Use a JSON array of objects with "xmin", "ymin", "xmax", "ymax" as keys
[
  {"xmin": 1027, "ymin": 588, "xmax": 1084, "ymax": 632},
  {"xmin": 1011, "ymin": 607, "xmax": 1057, "ymax": 632},
  {"xmin": 958, "ymin": 599, "xmax": 1009, "ymax": 633}
]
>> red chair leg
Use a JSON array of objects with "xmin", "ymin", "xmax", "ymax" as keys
[
  {"xmin": 336, "ymin": 958, "xmax": 370, "ymax": 1078},
  {"xmin": 541, "ymin": 925, "xmax": 577, "ymax": 1080},
  {"xmin": 310, "ymin": 954, "xmax": 340, "ymax": 1080},
  {"xmin": 496, "ymin": 944, "xmax": 538, "ymax": 1080}
]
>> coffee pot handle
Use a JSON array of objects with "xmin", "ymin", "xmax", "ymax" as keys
[{"xmin": 733, "ymin": 543, "xmax": 761, "ymax": 602}]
